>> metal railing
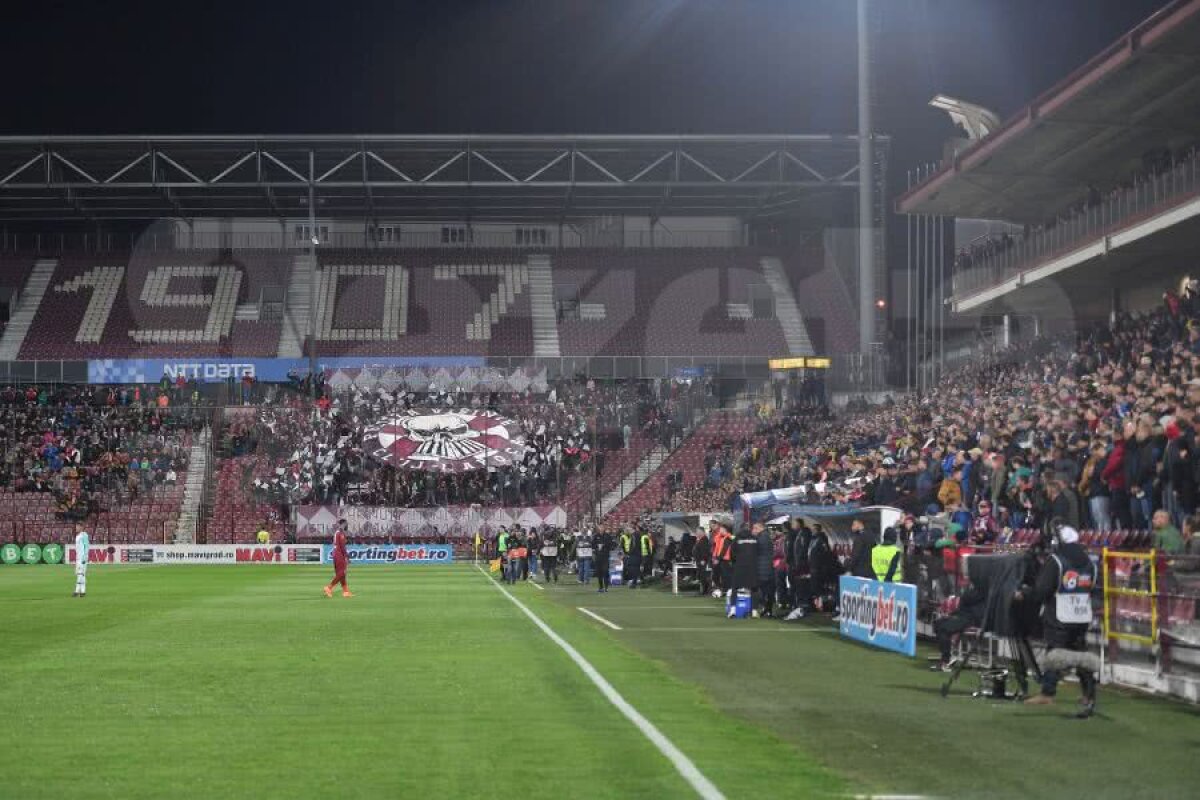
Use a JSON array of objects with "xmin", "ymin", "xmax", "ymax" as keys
[
  {"xmin": 0, "ymin": 228, "xmax": 747, "ymax": 254},
  {"xmin": 953, "ymin": 150, "xmax": 1200, "ymax": 299}
]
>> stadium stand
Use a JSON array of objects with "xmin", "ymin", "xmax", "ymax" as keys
[
  {"xmin": 606, "ymin": 410, "xmax": 763, "ymax": 524},
  {"xmin": 555, "ymin": 248, "xmax": 795, "ymax": 356},
  {"xmin": 0, "ymin": 389, "xmax": 195, "ymax": 544},
  {"xmin": 17, "ymin": 250, "xmax": 289, "ymax": 359},
  {"xmin": 0, "ymin": 245, "xmax": 836, "ymax": 358},
  {"xmin": 624, "ymin": 284, "xmax": 1200, "ymax": 553},
  {"xmin": 307, "ymin": 248, "xmax": 535, "ymax": 356},
  {"xmin": 204, "ymin": 378, "xmax": 697, "ymax": 542}
]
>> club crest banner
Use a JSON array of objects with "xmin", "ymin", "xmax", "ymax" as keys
[{"xmin": 364, "ymin": 409, "xmax": 526, "ymax": 473}]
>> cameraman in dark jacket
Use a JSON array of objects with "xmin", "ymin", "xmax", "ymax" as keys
[{"xmin": 1019, "ymin": 525, "xmax": 1098, "ymax": 717}]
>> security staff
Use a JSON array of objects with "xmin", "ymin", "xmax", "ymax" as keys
[
  {"xmin": 1019, "ymin": 525, "xmax": 1098, "ymax": 717},
  {"xmin": 625, "ymin": 527, "xmax": 643, "ymax": 588},
  {"xmin": 639, "ymin": 529, "xmax": 655, "ymax": 581},
  {"xmin": 619, "ymin": 529, "xmax": 634, "ymax": 584},
  {"xmin": 498, "ymin": 527, "xmax": 509, "ymax": 568},
  {"xmin": 870, "ymin": 527, "xmax": 904, "ymax": 582}
]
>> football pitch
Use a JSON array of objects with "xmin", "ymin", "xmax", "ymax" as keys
[{"xmin": 2, "ymin": 565, "xmax": 1196, "ymax": 799}]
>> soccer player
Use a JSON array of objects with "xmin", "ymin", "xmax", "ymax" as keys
[
  {"xmin": 72, "ymin": 523, "xmax": 89, "ymax": 597},
  {"xmin": 323, "ymin": 519, "xmax": 353, "ymax": 598}
]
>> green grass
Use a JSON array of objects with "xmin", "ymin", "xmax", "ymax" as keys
[
  {"xmin": 0, "ymin": 565, "xmax": 836, "ymax": 800},
  {"xmin": 2, "ymin": 564, "xmax": 1196, "ymax": 799}
]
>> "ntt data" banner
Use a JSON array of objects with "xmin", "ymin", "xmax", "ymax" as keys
[
  {"xmin": 326, "ymin": 544, "xmax": 454, "ymax": 565},
  {"xmin": 837, "ymin": 575, "xmax": 917, "ymax": 657}
]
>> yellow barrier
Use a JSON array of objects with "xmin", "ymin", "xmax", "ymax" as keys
[{"xmin": 1102, "ymin": 548, "xmax": 1158, "ymax": 646}]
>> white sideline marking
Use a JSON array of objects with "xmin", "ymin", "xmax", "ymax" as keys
[
  {"xmin": 476, "ymin": 565, "xmax": 724, "ymax": 800},
  {"xmin": 528, "ymin": 580, "xmax": 545, "ymax": 591},
  {"xmin": 577, "ymin": 607, "xmax": 622, "ymax": 630}
]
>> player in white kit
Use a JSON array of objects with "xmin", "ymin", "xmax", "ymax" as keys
[{"xmin": 73, "ymin": 523, "xmax": 90, "ymax": 597}]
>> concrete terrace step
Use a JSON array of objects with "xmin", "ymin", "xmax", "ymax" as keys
[
  {"xmin": 277, "ymin": 254, "xmax": 314, "ymax": 358},
  {"xmin": 760, "ymin": 256, "xmax": 814, "ymax": 356},
  {"xmin": 528, "ymin": 254, "xmax": 560, "ymax": 357}
]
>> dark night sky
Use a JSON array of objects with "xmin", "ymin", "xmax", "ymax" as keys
[{"xmin": 0, "ymin": 0, "xmax": 1172, "ymax": 181}]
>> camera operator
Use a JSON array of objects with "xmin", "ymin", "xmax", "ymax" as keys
[
  {"xmin": 1017, "ymin": 524, "xmax": 1098, "ymax": 717},
  {"xmin": 930, "ymin": 579, "xmax": 985, "ymax": 672}
]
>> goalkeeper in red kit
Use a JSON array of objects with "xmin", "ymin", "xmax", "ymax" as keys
[{"xmin": 323, "ymin": 519, "xmax": 353, "ymax": 598}]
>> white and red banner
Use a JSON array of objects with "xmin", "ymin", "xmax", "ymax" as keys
[
  {"xmin": 63, "ymin": 544, "xmax": 324, "ymax": 565},
  {"xmin": 363, "ymin": 409, "xmax": 526, "ymax": 473},
  {"xmin": 295, "ymin": 504, "xmax": 566, "ymax": 539}
]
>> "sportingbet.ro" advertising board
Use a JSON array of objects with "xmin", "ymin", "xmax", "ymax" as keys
[
  {"xmin": 837, "ymin": 575, "xmax": 917, "ymax": 657},
  {"xmin": 326, "ymin": 544, "xmax": 454, "ymax": 565}
]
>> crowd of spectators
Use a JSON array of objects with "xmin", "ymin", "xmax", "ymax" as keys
[
  {"xmin": 658, "ymin": 281, "xmax": 1200, "ymax": 552},
  {"xmin": 0, "ymin": 385, "xmax": 194, "ymax": 521},
  {"xmin": 225, "ymin": 378, "xmax": 702, "ymax": 511}
]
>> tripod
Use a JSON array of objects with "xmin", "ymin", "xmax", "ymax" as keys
[{"xmin": 941, "ymin": 633, "xmax": 1040, "ymax": 699}]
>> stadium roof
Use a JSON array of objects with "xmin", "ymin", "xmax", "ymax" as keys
[
  {"xmin": 897, "ymin": 0, "xmax": 1200, "ymax": 223},
  {"xmin": 0, "ymin": 134, "xmax": 880, "ymax": 222}
]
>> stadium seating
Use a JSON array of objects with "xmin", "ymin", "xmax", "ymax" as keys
[
  {"xmin": 555, "ymin": 249, "xmax": 791, "ymax": 356},
  {"xmin": 206, "ymin": 454, "xmax": 286, "ymax": 543},
  {"xmin": 18, "ymin": 250, "xmax": 289, "ymax": 359},
  {"xmin": 1, "ymin": 245, "xmax": 826, "ymax": 358},
  {"xmin": 0, "ymin": 468, "xmax": 187, "ymax": 545},
  {"xmin": 308, "ymin": 248, "xmax": 534, "ymax": 356},
  {"xmin": 775, "ymin": 242, "xmax": 857, "ymax": 355},
  {"xmin": 606, "ymin": 410, "xmax": 761, "ymax": 523},
  {"xmin": 557, "ymin": 429, "xmax": 658, "ymax": 520}
]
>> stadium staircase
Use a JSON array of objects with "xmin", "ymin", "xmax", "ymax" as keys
[
  {"xmin": 0, "ymin": 259, "xmax": 56, "ymax": 360},
  {"xmin": 528, "ymin": 254, "xmax": 560, "ymax": 356},
  {"xmin": 278, "ymin": 254, "xmax": 314, "ymax": 358},
  {"xmin": 594, "ymin": 443, "xmax": 671, "ymax": 518},
  {"xmin": 173, "ymin": 426, "xmax": 211, "ymax": 543},
  {"xmin": 759, "ymin": 256, "xmax": 814, "ymax": 356},
  {"xmin": 605, "ymin": 410, "xmax": 761, "ymax": 523}
]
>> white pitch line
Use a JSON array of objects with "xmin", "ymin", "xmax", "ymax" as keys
[
  {"xmin": 577, "ymin": 607, "xmax": 622, "ymax": 630},
  {"xmin": 528, "ymin": 580, "xmax": 545, "ymax": 591},
  {"xmin": 476, "ymin": 565, "xmax": 724, "ymax": 800}
]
